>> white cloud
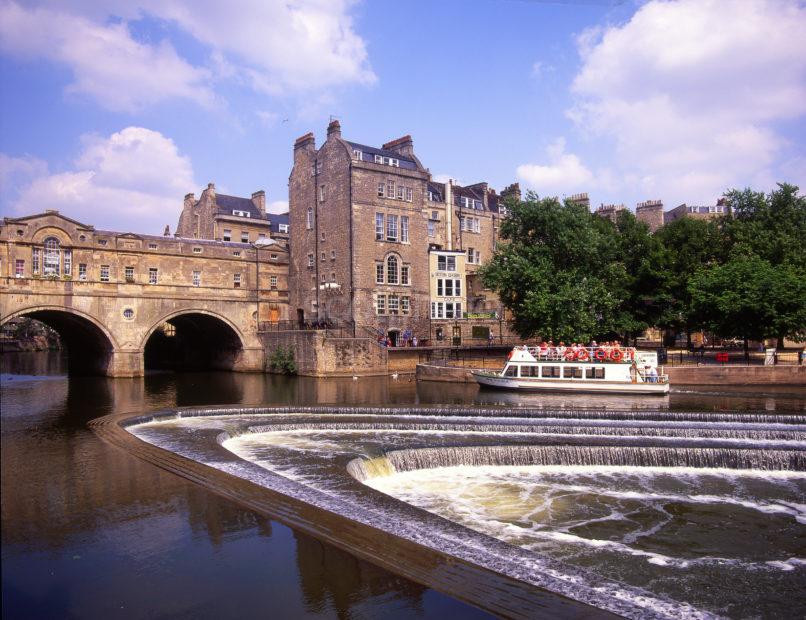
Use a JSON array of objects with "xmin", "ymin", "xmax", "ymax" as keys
[
  {"xmin": 517, "ymin": 138, "xmax": 593, "ymax": 194},
  {"xmin": 0, "ymin": 1, "xmax": 213, "ymax": 112},
  {"xmin": 564, "ymin": 0, "xmax": 806, "ymax": 205},
  {"xmin": 0, "ymin": 153, "xmax": 48, "ymax": 194},
  {"xmin": 267, "ymin": 200, "xmax": 288, "ymax": 214},
  {"xmin": 148, "ymin": 0, "xmax": 376, "ymax": 93},
  {"xmin": 0, "ymin": 0, "xmax": 375, "ymax": 112},
  {"xmin": 6, "ymin": 127, "xmax": 196, "ymax": 233}
]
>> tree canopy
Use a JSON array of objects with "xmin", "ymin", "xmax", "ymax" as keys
[{"xmin": 480, "ymin": 183, "xmax": 806, "ymax": 346}]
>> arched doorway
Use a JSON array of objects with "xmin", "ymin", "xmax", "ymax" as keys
[
  {"xmin": 2, "ymin": 309, "xmax": 115, "ymax": 376},
  {"xmin": 143, "ymin": 312, "xmax": 244, "ymax": 371}
]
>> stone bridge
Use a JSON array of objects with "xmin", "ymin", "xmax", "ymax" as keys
[{"xmin": 1, "ymin": 212, "xmax": 290, "ymax": 376}]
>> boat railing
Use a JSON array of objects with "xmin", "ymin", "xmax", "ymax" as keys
[{"xmin": 525, "ymin": 346, "xmax": 637, "ymax": 363}]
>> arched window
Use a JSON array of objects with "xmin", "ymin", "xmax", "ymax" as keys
[
  {"xmin": 386, "ymin": 255, "xmax": 398, "ymax": 284},
  {"xmin": 43, "ymin": 237, "xmax": 61, "ymax": 275}
]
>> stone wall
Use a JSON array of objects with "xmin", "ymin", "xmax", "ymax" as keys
[
  {"xmin": 260, "ymin": 331, "xmax": 387, "ymax": 377},
  {"xmin": 667, "ymin": 365, "xmax": 805, "ymax": 385}
]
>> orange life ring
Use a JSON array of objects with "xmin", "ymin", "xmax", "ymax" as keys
[
  {"xmin": 610, "ymin": 349, "xmax": 624, "ymax": 362},
  {"xmin": 577, "ymin": 348, "xmax": 590, "ymax": 362},
  {"xmin": 594, "ymin": 349, "xmax": 607, "ymax": 361},
  {"xmin": 565, "ymin": 350, "xmax": 577, "ymax": 361}
]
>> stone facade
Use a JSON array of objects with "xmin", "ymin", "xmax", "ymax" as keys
[
  {"xmin": 0, "ymin": 211, "xmax": 289, "ymax": 375},
  {"xmin": 635, "ymin": 199, "xmax": 664, "ymax": 232},
  {"xmin": 594, "ymin": 203, "xmax": 627, "ymax": 223},
  {"xmin": 664, "ymin": 199, "xmax": 730, "ymax": 223},
  {"xmin": 176, "ymin": 182, "xmax": 289, "ymax": 245},
  {"xmin": 288, "ymin": 121, "xmax": 518, "ymax": 346}
]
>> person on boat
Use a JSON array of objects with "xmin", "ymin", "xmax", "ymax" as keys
[
  {"xmin": 648, "ymin": 365, "xmax": 659, "ymax": 383},
  {"xmin": 556, "ymin": 342, "xmax": 566, "ymax": 358},
  {"xmin": 539, "ymin": 341, "xmax": 549, "ymax": 359},
  {"xmin": 630, "ymin": 360, "xmax": 638, "ymax": 383}
]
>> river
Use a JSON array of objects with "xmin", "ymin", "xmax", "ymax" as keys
[{"xmin": 2, "ymin": 351, "xmax": 804, "ymax": 618}]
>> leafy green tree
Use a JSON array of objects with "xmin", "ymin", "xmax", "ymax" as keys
[
  {"xmin": 689, "ymin": 257, "xmax": 806, "ymax": 358},
  {"xmin": 612, "ymin": 210, "xmax": 671, "ymax": 344},
  {"xmin": 654, "ymin": 216, "xmax": 722, "ymax": 345},
  {"xmin": 720, "ymin": 183, "xmax": 806, "ymax": 346},
  {"xmin": 480, "ymin": 193, "xmax": 628, "ymax": 342}
]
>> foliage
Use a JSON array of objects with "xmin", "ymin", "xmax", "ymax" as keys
[
  {"xmin": 689, "ymin": 257, "xmax": 806, "ymax": 346},
  {"xmin": 654, "ymin": 216, "xmax": 722, "ymax": 336},
  {"xmin": 481, "ymin": 183, "xmax": 805, "ymax": 346},
  {"xmin": 268, "ymin": 345, "xmax": 297, "ymax": 374},
  {"xmin": 480, "ymin": 193, "xmax": 633, "ymax": 342}
]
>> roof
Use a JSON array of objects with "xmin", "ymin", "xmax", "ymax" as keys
[
  {"xmin": 427, "ymin": 181, "xmax": 445, "ymax": 202},
  {"xmin": 270, "ymin": 212, "xmax": 289, "ymax": 234},
  {"xmin": 215, "ymin": 193, "xmax": 268, "ymax": 220},
  {"xmin": 346, "ymin": 141, "xmax": 418, "ymax": 170}
]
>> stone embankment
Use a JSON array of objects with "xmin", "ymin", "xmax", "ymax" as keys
[{"xmin": 416, "ymin": 363, "xmax": 806, "ymax": 386}]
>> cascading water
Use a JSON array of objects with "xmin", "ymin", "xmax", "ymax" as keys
[{"xmin": 127, "ymin": 405, "xmax": 806, "ymax": 619}]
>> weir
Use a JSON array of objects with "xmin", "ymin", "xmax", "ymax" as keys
[{"xmin": 109, "ymin": 404, "xmax": 806, "ymax": 620}]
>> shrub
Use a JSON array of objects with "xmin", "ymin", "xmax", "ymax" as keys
[{"xmin": 268, "ymin": 345, "xmax": 297, "ymax": 374}]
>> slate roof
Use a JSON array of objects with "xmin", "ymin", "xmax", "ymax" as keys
[
  {"xmin": 269, "ymin": 212, "xmax": 289, "ymax": 234},
  {"xmin": 346, "ymin": 141, "xmax": 418, "ymax": 170},
  {"xmin": 215, "ymin": 193, "xmax": 269, "ymax": 220},
  {"xmin": 427, "ymin": 181, "xmax": 445, "ymax": 202}
]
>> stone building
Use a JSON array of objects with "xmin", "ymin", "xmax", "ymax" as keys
[
  {"xmin": 594, "ymin": 203, "xmax": 627, "ymax": 223},
  {"xmin": 288, "ymin": 121, "xmax": 517, "ymax": 346},
  {"xmin": 664, "ymin": 198, "xmax": 729, "ymax": 223},
  {"xmin": 1, "ymin": 210, "xmax": 289, "ymax": 374},
  {"xmin": 176, "ymin": 182, "xmax": 290, "ymax": 246},
  {"xmin": 635, "ymin": 199, "xmax": 664, "ymax": 232},
  {"xmin": 566, "ymin": 193, "xmax": 590, "ymax": 209}
]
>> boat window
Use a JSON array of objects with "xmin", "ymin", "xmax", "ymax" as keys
[
  {"xmin": 541, "ymin": 365, "xmax": 560, "ymax": 378},
  {"xmin": 504, "ymin": 365, "xmax": 518, "ymax": 377},
  {"xmin": 586, "ymin": 367, "xmax": 605, "ymax": 379},
  {"xmin": 563, "ymin": 366, "xmax": 583, "ymax": 379},
  {"xmin": 521, "ymin": 365, "xmax": 539, "ymax": 377}
]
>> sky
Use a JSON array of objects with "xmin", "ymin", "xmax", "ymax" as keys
[{"xmin": 1, "ymin": 0, "xmax": 804, "ymax": 234}]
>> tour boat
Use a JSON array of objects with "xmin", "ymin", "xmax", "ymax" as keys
[{"xmin": 471, "ymin": 345, "xmax": 670, "ymax": 395}]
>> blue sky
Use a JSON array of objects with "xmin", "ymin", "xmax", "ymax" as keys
[{"xmin": 1, "ymin": 0, "xmax": 804, "ymax": 234}]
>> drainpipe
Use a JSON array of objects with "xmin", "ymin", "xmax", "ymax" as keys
[
  {"xmin": 349, "ymin": 160, "xmax": 355, "ymax": 337},
  {"xmin": 445, "ymin": 181, "xmax": 453, "ymax": 251},
  {"xmin": 314, "ymin": 159, "xmax": 320, "ymax": 319}
]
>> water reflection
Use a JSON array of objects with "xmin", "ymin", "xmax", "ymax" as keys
[
  {"xmin": 2, "ymin": 350, "xmax": 803, "ymax": 619},
  {"xmin": 1, "ymin": 352, "xmax": 490, "ymax": 620}
]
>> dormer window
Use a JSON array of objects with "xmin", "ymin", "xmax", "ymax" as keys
[
  {"xmin": 232, "ymin": 210, "xmax": 251, "ymax": 217},
  {"xmin": 278, "ymin": 223, "xmax": 289, "ymax": 233},
  {"xmin": 374, "ymin": 154, "xmax": 400, "ymax": 167},
  {"xmin": 352, "ymin": 149, "xmax": 363, "ymax": 160}
]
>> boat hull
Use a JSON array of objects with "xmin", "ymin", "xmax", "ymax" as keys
[{"xmin": 471, "ymin": 371, "xmax": 670, "ymax": 395}]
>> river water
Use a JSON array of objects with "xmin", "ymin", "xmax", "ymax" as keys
[{"xmin": 2, "ymin": 351, "xmax": 805, "ymax": 619}]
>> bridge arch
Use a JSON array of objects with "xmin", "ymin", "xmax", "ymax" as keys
[
  {"xmin": 1, "ymin": 306, "xmax": 118, "ymax": 376},
  {"xmin": 141, "ymin": 309, "xmax": 249, "ymax": 372}
]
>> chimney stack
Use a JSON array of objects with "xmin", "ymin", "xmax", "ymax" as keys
[
  {"xmin": 382, "ymin": 135, "xmax": 414, "ymax": 158},
  {"xmin": 251, "ymin": 190, "xmax": 266, "ymax": 216},
  {"xmin": 327, "ymin": 119, "xmax": 341, "ymax": 138},
  {"xmin": 294, "ymin": 132, "xmax": 315, "ymax": 151}
]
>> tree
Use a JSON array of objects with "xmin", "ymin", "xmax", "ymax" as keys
[
  {"xmin": 480, "ymin": 193, "xmax": 628, "ymax": 342},
  {"xmin": 720, "ymin": 183, "xmax": 806, "ymax": 346},
  {"xmin": 612, "ymin": 210, "xmax": 671, "ymax": 344},
  {"xmin": 654, "ymin": 216, "xmax": 722, "ymax": 345},
  {"xmin": 688, "ymin": 257, "xmax": 806, "ymax": 358}
]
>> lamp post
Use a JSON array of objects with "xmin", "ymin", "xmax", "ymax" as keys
[{"xmin": 252, "ymin": 237, "xmax": 278, "ymax": 332}]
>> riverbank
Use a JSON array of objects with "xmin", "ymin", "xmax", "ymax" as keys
[{"xmin": 416, "ymin": 363, "xmax": 806, "ymax": 386}]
